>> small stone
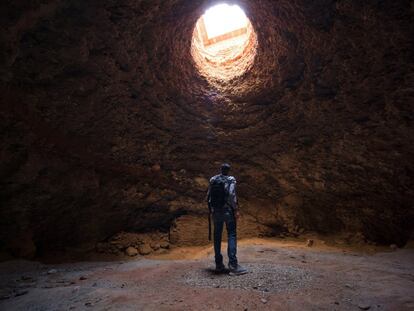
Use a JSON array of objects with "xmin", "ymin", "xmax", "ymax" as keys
[
  {"xmin": 160, "ymin": 241, "xmax": 170, "ymax": 249},
  {"xmin": 154, "ymin": 248, "xmax": 168, "ymax": 255},
  {"xmin": 151, "ymin": 164, "xmax": 161, "ymax": 172},
  {"xmin": 150, "ymin": 242, "xmax": 160, "ymax": 250},
  {"xmin": 14, "ymin": 289, "xmax": 29, "ymax": 297},
  {"xmin": 21, "ymin": 275, "xmax": 32, "ymax": 281},
  {"xmin": 306, "ymin": 239, "xmax": 314, "ymax": 247},
  {"xmin": 0, "ymin": 290, "xmax": 11, "ymax": 300},
  {"xmin": 138, "ymin": 244, "xmax": 152, "ymax": 255},
  {"xmin": 47, "ymin": 269, "xmax": 58, "ymax": 274},
  {"xmin": 261, "ymin": 298, "xmax": 268, "ymax": 304},
  {"xmin": 390, "ymin": 244, "xmax": 398, "ymax": 251},
  {"xmin": 125, "ymin": 246, "xmax": 138, "ymax": 256},
  {"xmin": 358, "ymin": 304, "xmax": 371, "ymax": 310}
]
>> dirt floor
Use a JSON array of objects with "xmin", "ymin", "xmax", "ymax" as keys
[{"xmin": 0, "ymin": 238, "xmax": 413, "ymax": 311}]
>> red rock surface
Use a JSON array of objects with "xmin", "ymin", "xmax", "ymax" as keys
[{"xmin": 0, "ymin": 0, "xmax": 413, "ymax": 257}]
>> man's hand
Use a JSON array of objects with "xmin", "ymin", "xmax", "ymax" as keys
[{"xmin": 235, "ymin": 211, "xmax": 241, "ymax": 219}]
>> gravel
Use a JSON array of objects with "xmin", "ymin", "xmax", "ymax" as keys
[{"xmin": 182, "ymin": 263, "xmax": 314, "ymax": 293}]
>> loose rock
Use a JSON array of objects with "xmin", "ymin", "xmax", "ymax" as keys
[
  {"xmin": 160, "ymin": 241, "xmax": 170, "ymax": 249},
  {"xmin": 390, "ymin": 244, "xmax": 398, "ymax": 251},
  {"xmin": 358, "ymin": 304, "xmax": 371, "ymax": 310},
  {"xmin": 151, "ymin": 164, "xmax": 161, "ymax": 172},
  {"xmin": 150, "ymin": 242, "xmax": 160, "ymax": 250},
  {"xmin": 14, "ymin": 289, "xmax": 29, "ymax": 297},
  {"xmin": 126, "ymin": 247, "xmax": 138, "ymax": 256},
  {"xmin": 21, "ymin": 275, "xmax": 33, "ymax": 281},
  {"xmin": 138, "ymin": 244, "xmax": 152, "ymax": 255},
  {"xmin": 183, "ymin": 263, "xmax": 313, "ymax": 293},
  {"xmin": 0, "ymin": 289, "xmax": 11, "ymax": 300}
]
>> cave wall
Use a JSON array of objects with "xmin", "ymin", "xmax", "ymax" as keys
[{"xmin": 1, "ymin": 0, "xmax": 413, "ymax": 256}]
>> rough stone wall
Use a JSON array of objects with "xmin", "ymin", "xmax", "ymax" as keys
[{"xmin": 0, "ymin": 0, "xmax": 413, "ymax": 257}]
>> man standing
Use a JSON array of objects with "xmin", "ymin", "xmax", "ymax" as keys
[{"xmin": 207, "ymin": 163, "xmax": 248, "ymax": 275}]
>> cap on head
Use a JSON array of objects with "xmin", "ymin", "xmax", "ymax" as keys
[{"xmin": 221, "ymin": 163, "xmax": 231, "ymax": 175}]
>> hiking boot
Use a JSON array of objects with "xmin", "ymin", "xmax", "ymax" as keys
[
  {"xmin": 228, "ymin": 264, "xmax": 248, "ymax": 276},
  {"xmin": 215, "ymin": 263, "xmax": 226, "ymax": 273}
]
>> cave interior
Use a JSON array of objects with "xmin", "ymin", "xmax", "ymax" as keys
[{"xmin": 0, "ymin": 0, "xmax": 413, "ymax": 309}]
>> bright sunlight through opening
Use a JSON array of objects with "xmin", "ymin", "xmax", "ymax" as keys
[
  {"xmin": 191, "ymin": 3, "xmax": 257, "ymax": 81},
  {"xmin": 203, "ymin": 4, "xmax": 248, "ymax": 39}
]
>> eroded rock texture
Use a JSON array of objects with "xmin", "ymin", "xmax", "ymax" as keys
[{"xmin": 1, "ymin": 0, "xmax": 413, "ymax": 257}]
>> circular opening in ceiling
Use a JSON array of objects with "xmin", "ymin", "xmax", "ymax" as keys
[{"xmin": 191, "ymin": 3, "xmax": 258, "ymax": 82}]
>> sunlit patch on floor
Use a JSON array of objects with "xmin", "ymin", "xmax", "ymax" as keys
[{"xmin": 182, "ymin": 263, "xmax": 314, "ymax": 293}]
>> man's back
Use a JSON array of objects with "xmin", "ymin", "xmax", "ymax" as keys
[{"xmin": 208, "ymin": 174, "xmax": 238, "ymax": 211}]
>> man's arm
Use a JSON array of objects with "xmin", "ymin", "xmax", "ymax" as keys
[
  {"xmin": 206, "ymin": 184, "xmax": 210, "ymax": 203},
  {"xmin": 228, "ymin": 177, "xmax": 240, "ymax": 218},
  {"xmin": 206, "ymin": 183, "xmax": 212, "ymax": 213}
]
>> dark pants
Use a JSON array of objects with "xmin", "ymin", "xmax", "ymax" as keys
[{"xmin": 213, "ymin": 209, "xmax": 238, "ymax": 267}]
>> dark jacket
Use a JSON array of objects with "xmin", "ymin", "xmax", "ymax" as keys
[{"xmin": 206, "ymin": 174, "xmax": 238, "ymax": 211}]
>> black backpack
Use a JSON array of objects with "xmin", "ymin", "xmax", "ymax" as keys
[{"xmin": 209, "ymin": 177, "xmax": 228, "ymax": 211}]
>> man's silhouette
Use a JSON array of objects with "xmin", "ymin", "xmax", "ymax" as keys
[{"xmin": 207, "ymin": 163, "xmax": 247, "ymax": 275}]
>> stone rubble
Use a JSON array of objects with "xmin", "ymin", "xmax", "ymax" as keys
[
  {"xmin": 96, "ymin": 231, "xmax": 170, "ymax": 256},
  {"xmin": 182, "ymin": 263, "xmax": 314, "ymax": 293}
]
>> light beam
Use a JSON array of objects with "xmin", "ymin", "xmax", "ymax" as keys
[{"xmin": 203, "ymin": 4, "xmax": 248, "ymax": 39}]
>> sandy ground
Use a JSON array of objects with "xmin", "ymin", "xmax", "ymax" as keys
[{"xmin": 0, "ymin": 238, "xmax": 413, "ymax": 311}]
